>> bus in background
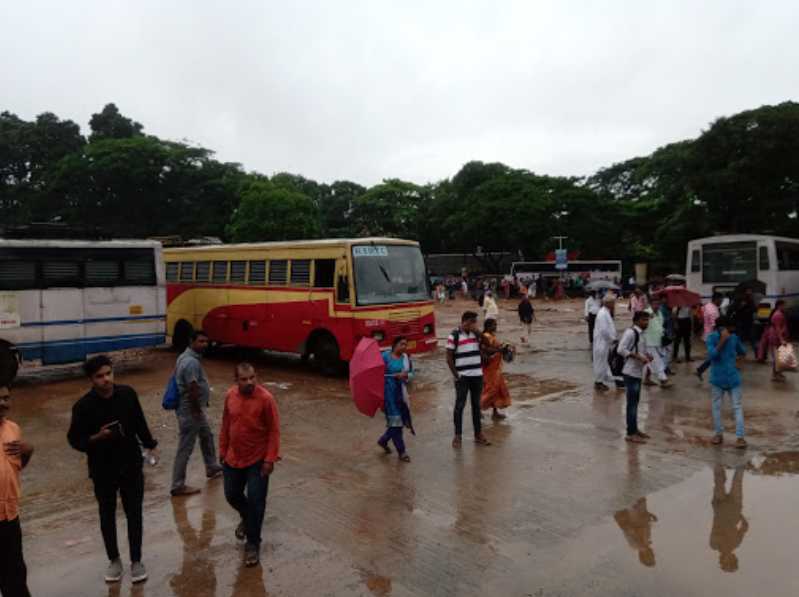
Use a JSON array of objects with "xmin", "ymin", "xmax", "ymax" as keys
[
  {"xmin": 163, "ymin": 238, "xmax": 436, "ymax": 373},
  {"xmin": 686, "ymin": 234, "xmax": 799, "ymax": 319},
  {"xmin": 0, "ymin": 239, "xmax": 166, "ymax": 384},
  {"xmin": 510, "ymin": 260, "xmax": 622, "ymax": 282}
]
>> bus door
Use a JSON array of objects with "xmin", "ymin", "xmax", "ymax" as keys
[
  {"xmin": 309, "ymin": 257, "xmax": 338, "ymax": 327},
  {"xmin": 41, "ymin": 259, "xmax": 85, "ymax": 364}
]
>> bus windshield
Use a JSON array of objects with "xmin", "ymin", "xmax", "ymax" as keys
[
  {"xmin": 353, "ymin": 244, "xmax": 429, "ymax": 306},
  {"xmin": 702, "ymin": 241, "xmax": 757, "ymax": 283}
]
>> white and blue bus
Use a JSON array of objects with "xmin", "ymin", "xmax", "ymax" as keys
[
  {"xmin": 686, "ymin": 234, "xmax": 799, "ymax": 318},
  {"xmin": 0, "ymin": 239, "xmax": 166, "ymax": 383}
]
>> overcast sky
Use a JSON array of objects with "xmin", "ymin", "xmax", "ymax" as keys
[{"xmin": 3, "ymin": 1, "xmax": 798, "ymax": 186}]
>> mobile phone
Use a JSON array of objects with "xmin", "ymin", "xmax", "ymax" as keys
[{"xmin": 107, "ymin": 421, "xmax": 124, "ymax": 436}]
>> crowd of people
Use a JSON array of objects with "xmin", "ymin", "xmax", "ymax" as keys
[
  {"xmin": 1, "ymin": 330, "xmax": 280, "ymax": 594},
  {"xmin": 590, "ymin": 285, "xmax": 792, "ymax": 448},
  {"xmin": 2, "ymin": 279, "xmax": 794, "ymax": 594}
]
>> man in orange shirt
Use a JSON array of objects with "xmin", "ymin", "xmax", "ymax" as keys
[
  {"xmin": 219, "ymin": 363, "xmax": 280, "ymax": 567},
  {"xmin": 1, "ymin": 386, "xmax": 34, "ymax": 597}
]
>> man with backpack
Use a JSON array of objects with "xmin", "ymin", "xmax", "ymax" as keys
[
  {"xmin": 170, "ymin": 330, "xmax": 223, "ymax": 497},
  {"xmin": 446, "ymin": 311, "xmax": 492, "ymax": 447},
  {"xmin": 617, "ymin": 311, "xmax": 653, "ymax": 444}
]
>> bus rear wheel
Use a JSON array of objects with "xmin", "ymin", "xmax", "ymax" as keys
[
  {"xmin": 0, "ymin": 341, "xmax": 19, "ymax": 386},
  {"xmin": 172, "ymin": 320, "xmax": 193, "ymax": 353}
]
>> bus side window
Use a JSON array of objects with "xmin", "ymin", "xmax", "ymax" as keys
[
  {"xmin": 0, "ymin": 260, "xmax": 36, "ymax": 290},
  {"xmin": 314, "ymin": 259, "xmax": 335, "ymax": 287},
  {"xmin": 166, "ymin": 262, "xmax": 178, "ymax": 282},
  {"xmin": 337, "ymin": 275, "xmax": 350, "ymax": 303},
  {"xmin": 690, "ymin": 250, "xmax": 701, "ymax": 273},
  {"xmin": 759, "ymin": 246, "xmax": 770, "ymax": 271}
]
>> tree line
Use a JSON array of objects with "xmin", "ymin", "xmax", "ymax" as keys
[{"xmin": 2, "ymin": 101, "xmax": 799, "ymax": 270}]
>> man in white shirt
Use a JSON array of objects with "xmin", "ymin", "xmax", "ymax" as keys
[
  {"xmin": 593, "ymin": 294, "xmax": 618, "ymax": 392},
  {"xmin": 617, "ymin": 311, "xmax": 653, "ymax": 443},
  {"xmin": 482, "ymin": 291, "xmax": 499, "ymax": 325},
  {"xmin": 584, "ymin": 290, "xmax": 601, "ymax": 345}
]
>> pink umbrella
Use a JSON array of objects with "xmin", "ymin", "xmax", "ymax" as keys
[
  {"xmin": 349, "ymin": 337, "xmax": 385, "ymax": 417},
  {"xmin": 653, "ymin": 285, "xmax": 701, "ymax": 308}
]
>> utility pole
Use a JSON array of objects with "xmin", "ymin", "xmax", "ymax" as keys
[{"xmin": 552, "ymin": 236, "xmax": 568, "ymax": 250}]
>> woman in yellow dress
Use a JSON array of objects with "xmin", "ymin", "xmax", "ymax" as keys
[{"xmin": 480, "ymin": 318, "xmax": 512, "ymax": 419}]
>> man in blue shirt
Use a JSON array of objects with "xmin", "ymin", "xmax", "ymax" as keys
[{"xmin": 706, "ymin": 317, "xmax": 747, "ymax": 449}]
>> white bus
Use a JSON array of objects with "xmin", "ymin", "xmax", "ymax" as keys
[
  {"xmin": 0, "ymin": 239, "xmax": 166, "ymax": 383},
  {"xmin": 686, "ymin": 234, "xmax": 799, "ymax": 316},
  {"xmin": 510, "ymin": 260, "xmax": 622, "ymax": 280}
]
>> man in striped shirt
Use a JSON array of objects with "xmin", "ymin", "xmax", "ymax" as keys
[{"xmin": 447, "ymin": 311, "xmax": 491, "ymax": 448}]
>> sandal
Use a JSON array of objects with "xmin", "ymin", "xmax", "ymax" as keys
[
  {"xmin": 625, "ymin": 435, "xmax": 646, "ymax": 444},
  {"xmin": 399, "ymin": 454, "xmax": 411, "ymax": 462},
  {"xmin": 475, "ymin": 434, "xmax": 492, "ymax": 446},
  {"xmin": 452, "ymin": 436, "xmax": 462, "ymax": 448}
]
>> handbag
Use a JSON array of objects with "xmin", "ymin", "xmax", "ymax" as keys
[{"xmin": 776, "ymin": 344, "xmax": 798, "ymax": 372}]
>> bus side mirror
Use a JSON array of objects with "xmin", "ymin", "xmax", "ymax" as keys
[{"xmin": 337, "ymin": 275, "xmax": 350, "ymax": 303}]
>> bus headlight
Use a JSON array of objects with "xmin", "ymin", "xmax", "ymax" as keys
[
  {"xmin": 423, "ymin": 324, "xmax": 433, "ymax": 335},
  {"xmin": 372, "ymin": 331, "xmax": 385, "ymax": 342}
]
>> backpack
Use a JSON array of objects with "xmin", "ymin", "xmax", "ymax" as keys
[
  {"xmin": 161, "ymin": 374, "xmax": 179, "ymax": 410},
  {"xmin": 609, "ymin": 328, "xmax": 639, "ymax": 377}
]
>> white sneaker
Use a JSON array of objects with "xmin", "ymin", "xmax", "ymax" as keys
[
  {"xmin": 131, "ymin": 561, "xmax": 148, "ymax": 583},
  {"xmin": 104, "ymin": 559, "xmax": 123, "ymax": 583}
]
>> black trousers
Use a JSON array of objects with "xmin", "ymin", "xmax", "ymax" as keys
[
  {"xmin": 674, "ymin": 318, "xmax": 692, "ymax": 360},
  {"xmin": 588, "ymin": 313, "xmax": 597, "ymax": 344},
  {"xmin": 0, "ymin": 517, "xmax": 31, "ymax": 597},
  {"xmin": 92, "ymin": 466, "xmax": 144, "ymax": 563},
  {"xmin": 454, "ymin": 376, "xmax": 483, "ymax": 436}
]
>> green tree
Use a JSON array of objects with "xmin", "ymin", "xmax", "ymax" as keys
[
  {"xmin": 44, "ymin": 136, "xmax": 243, "ymax": 238},
  {"xmin": 89, "ymin": 103, "xmax": 143, "ymax": 141},
  {"xmin": 0, "ymin": 111, "xmax": 84, "ymax": 225},
  {"xmin": 319, "ymin": 180, "xmax": 365, "ymax": 237},
  {"xmin": 226, "ymin": 180, "xmax": 321, "ymax": 242},
  {"xmin": 350, "ymin": 179, "xmax": 426, "ymax": 238}
]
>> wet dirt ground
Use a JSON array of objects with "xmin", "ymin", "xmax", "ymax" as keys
[{"xmin": 10, "ymin": 298, "xmax": 799, "ymax": 596}]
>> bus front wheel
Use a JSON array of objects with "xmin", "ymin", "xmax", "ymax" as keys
[
  {"xmin": 172, "ymin": 320, "xmax": 194, "ymax": 353},
  {"xmin": 0, "ymin": 341, "xmax": 19, "ymax": 386},
  {"xmin": 311, "ymin": 335, "xmax": 341, "ymax": 376}
]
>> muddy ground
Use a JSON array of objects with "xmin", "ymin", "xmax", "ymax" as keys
[{"xmin": 10, "ymin": 298, "xmax": 799, "ymax": 596}]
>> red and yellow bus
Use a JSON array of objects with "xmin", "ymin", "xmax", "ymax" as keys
[{"xmin": 164, "ymin": 238, "xmax": 436, "ymax": 371}]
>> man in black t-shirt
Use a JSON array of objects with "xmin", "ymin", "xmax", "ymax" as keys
[{"xmin": 67, "ymin": 355, "xmax": 158, "ymax": 586}]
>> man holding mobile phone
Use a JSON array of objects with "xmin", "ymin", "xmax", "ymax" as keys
[{"xmin": 67, "ymin": 355, "xmax": 159, "ymax": 585}]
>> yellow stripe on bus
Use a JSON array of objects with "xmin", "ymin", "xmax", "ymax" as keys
[{"xmin": 168, "ymin": 287, "xmax": 433, "ymax": 323}]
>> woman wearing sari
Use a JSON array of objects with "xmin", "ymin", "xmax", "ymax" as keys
[
  {"xmin": 480, "ymin": 319, "xmax": 512, "ymax": 420},
  {"xmin": 377, "ymin": 337, "xmax": 414, "ymax": 462},
  {"xmin": 757, "ymin": 300, "xmax": 789, "ymax": 381}
]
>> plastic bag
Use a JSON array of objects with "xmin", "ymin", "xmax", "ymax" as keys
[{"xmin": 776, "ymin": 344, "xmax": 798, "ymax": 372}]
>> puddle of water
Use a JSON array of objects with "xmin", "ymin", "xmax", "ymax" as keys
[{"xmin": 503, "ymin": 451, "xmax": 799, "ymax": 596}]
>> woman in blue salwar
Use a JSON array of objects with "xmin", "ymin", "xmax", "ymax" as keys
[{"xmin": 377, "ymin": 337, "xmax": 415, "ymax": 462}]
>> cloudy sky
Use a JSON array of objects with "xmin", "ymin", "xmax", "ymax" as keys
[{"xmin": 3, "ymin": 1, "xmax": 798, "ymax": 185}]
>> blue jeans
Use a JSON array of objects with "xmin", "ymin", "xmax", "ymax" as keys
[
  {"xmin": 223, "ymin": 462, "xmax": 270, "ymax": 547},
  {"xmin": 711, "ymin": 385, "xmax": 745, "ymax": 438},
  {"xmin": 623, "ymin": 375, "xmax": 642, "ymax": 436}
]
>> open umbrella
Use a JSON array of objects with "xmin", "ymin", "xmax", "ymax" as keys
[
  {"xmin": 653, "ymin": 285, "xmax": 701, "ymax": 308},
  {"xmin": 349, "ymin": 337, "xmax": 385, "ymax": 417},
  {"xmin": 586, "ymin": 280, "xmax": 620, "ymax": 291}
]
